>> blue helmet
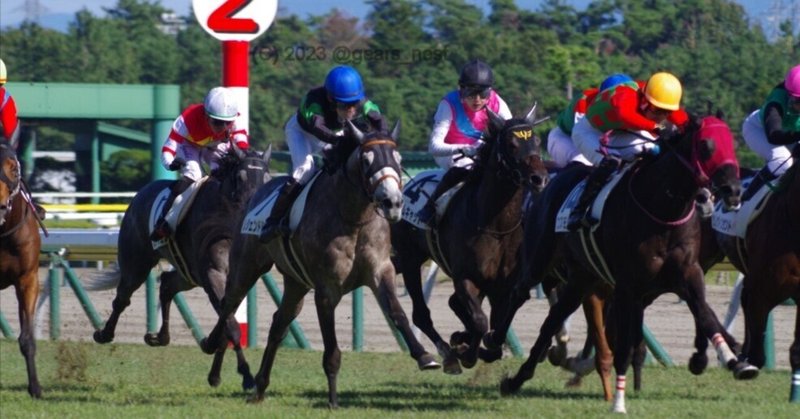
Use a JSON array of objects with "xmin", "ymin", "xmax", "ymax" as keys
[
  {"xmin": 324, "ymin": 65, "xmax": 365, "ymax": 103},
  {"xmin": 600, "ymin": 73, "xmax": 634, "ymax": 92}
]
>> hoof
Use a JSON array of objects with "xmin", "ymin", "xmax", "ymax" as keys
[
  {"xmin": 442, "ymin": 357, "xmax": 462, "ymax": 375},
  {"xmin": 93, "ymin": 329, "xmax": 113, "ymax": 344},
  {"xmin": 208, "ymin": 374, "xmax": 221, "ymax": 388},
  {"xmin": 199, "ymin": 337, "xmax": 217, "ymax": 355},
  {"xmin": 499, "ymin": 376, "xmax": 518, "ymax": 396},
  {"xmin": 547, "ymin": 344, "xmax": 567, "ymax": 367},
  {"xmin": 732, "ymin": 361, "xmax": 759, "ymax": 380},
  {"xmin": 565, "ymin": 374, "xmax": 583, "ymax": 388},
  {"xmin": 418, "ymin": 353, "xmax": 441, "ymax": 370},
  {"xmin": 688, "ymin": 352, "xmax": 708, "ymax": 375},
  {"xmin": 246, "ymin": 392, "xmax": 265, "ymax": 404},
  {"xmin": 479, "ymin": 347, "xmax": 503, "ymax": 363},
  {"xmin": 459, "ymin": 353, "xmax": 478, "ymax": 369},
  {"xmin": 144, "ymin": 333, "xmax": 167, "ymax": 347},
  {"xmin": 28, "ymin": 384, "xmax": 42, "ymax": 399}
]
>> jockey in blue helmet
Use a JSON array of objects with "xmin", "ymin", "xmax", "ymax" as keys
[
  {"xmin": 259, "ymin": 65, "xmax": 387, "ymax": 242},
  {"xmin": 600, "ymin": 73, "xmax": 634, "ymax": 92}
]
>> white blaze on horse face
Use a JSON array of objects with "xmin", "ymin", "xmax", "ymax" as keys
[{"xmin": 363, "ymin": 150, "xmax": 403, "ymax": 223}]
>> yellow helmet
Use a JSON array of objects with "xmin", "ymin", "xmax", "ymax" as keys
[
  {"xmin": 0, "ymin": 59, "xmax": 6, "ymax": 85},
  {"xmin": 644, "ymin": 72, "xmax": 682, "ymax": 111}
]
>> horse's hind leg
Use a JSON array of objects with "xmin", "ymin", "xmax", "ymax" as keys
[
  {"xmin": 94, "ymin": 259, "xmax": 154, "ymax": 344},
  {"xmin": 448, "ymin": 280, "xmax": 487, "ymax": 369},
  {"xmin": 790, "ymin": 305, "xmax": 800, "ymax": 402},
  {"xmin": 16, "ymin": 270, "xmax": 41, "ymax": 398},
  {"xmin": 252, "ymin": 280, "xmax": 308, "ymax": 403},
  {"xmin": 144, "ymin": 270, "xmax": 188, "ymax": 346},
  {"xmin": 371, "ymin": 265, "xmax": 440, "ymax": 371}
]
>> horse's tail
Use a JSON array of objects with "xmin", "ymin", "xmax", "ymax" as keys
[{"xmin": 82, "ymin": 266, "xmax": 123, "ymax": 291}]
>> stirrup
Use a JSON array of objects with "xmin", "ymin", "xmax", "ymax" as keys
[{"xmin": 567, "ymin": 210, "xmax": 595, "ymax": 231}]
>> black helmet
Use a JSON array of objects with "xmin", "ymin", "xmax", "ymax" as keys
[{"xmin": 459, "ymin": 59, "xmax": 494, "ymax": 88}]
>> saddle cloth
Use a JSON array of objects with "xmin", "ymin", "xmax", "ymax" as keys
[
  {"xmin": 149, "ymin": 176, "xmax": 210, "ymax": 249},
  {"xmin": 711, "ymin": 175, "xmax": 773, "ymax": 239},
  {"xmin": 554, "ymin": 165, "xmax": 631, "ymax": 233},
  {"xmin": 400, "ymin": 169, "xmax": 465, "ymax": 230},
  {"xmin": 240, "ymin": 171, "xmax": 322, "ymax": 237}
]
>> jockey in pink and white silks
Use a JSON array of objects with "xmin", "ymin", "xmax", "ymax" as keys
[
  {"xmin": 150, "ymin": 87, "xmax": 248, "ymax": 240},
  {"xmin": 740, "ymin": 64, "xmax": 800, "ymax": 197},
  {"xmin": 417, "ymin": 59, "xmax": 512, "ymax": 226}
]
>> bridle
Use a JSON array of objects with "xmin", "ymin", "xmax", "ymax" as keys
[{"xmin": 493, "ymin": 123, "xmax": 539, "ymax": 187}]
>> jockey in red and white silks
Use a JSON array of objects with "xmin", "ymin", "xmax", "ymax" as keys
[
  {"xmin": 428, "ymin": 89, "xmax": 511, "ymax": 169},
  {"xmin": 160, "ymin": 90, "xmax": 249, "ymax": 182}
]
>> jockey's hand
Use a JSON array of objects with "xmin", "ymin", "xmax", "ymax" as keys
[
  {"xmin": 460, "ymin": 141, "xmax": 483, "ymax": 158},
  {"xmin": 655, "ymin": 121, "xmax": 680, "ymax": 141},
  {"xmin": 168, "ymin": 158, "xmax": 186, "ymax": 171}
]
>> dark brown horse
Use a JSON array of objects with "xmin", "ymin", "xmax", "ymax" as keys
[
  {"xmin": 717, "ymin": 146, "xmax": 800, "ymax": 400},
  {"xmin": 484, "ymin": 116, "xmax": 756, "ymax": 413},
  {"xmin": 0, "ymin": 141, "xmax": 41, "ymax": 398},
  {"xmin": 391, "ymin": 107, "xmax": 549, "ymax": 374},
  {"xmin": 91, "ymin": 146, "xmax": 271, "ymax": 390},
  {"xmin": 201, "ymin": 122, "xmax": 437, "ymax": 408}
]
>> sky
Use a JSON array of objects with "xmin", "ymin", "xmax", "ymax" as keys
[{"xmin": 0, "ymin": 0, "xmax": 778, "ymax": 34}]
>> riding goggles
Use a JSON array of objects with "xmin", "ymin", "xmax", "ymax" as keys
[{"xmin": 460, "ymin": 85, "xmax": 492, "ymax": 99}]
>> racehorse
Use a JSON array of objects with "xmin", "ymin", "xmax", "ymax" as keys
[
  {"xmin": 0, "ymin": 140, "xmax": 42, "ymax": 398},
  {"xmin": 91, "ymin": 146, "xmax": 270, "ymax": 390},
  {"xmin": 391, "ymin": 106, "xmax": 549, "ymax": 374},
  {"xmin": 200, "ymin": 121, "xmax": 437, "ymax": 408},
  {"xmin": 483, "ymin": 115, "xmax": 756, "ymax": 413},
  {"xmin": 717, "ymin": 145, "xmax": 800, "ymax": 400}
]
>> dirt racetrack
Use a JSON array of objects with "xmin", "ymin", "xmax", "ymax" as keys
[{"xmin": 0, "ymin": 266, "xmax": 795, "ymax": 370}]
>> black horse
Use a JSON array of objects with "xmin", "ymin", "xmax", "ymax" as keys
[
  {"xmin": 201, "ymin": 122, "xmax": 438, "ymax": 408},
  {"xmin": 484, "ymin": 115, "xmax": 756, "ymax": 413},
  {"xmin": 92, "ymin": 146, "xmax": 270, "ymax": 390},
  {"xmin": 391, "ymin": 106, "xmax": 549, "ymax": 374},
  {"xmin": 0, "ymin": 141, "xmax": 41, "ymax": 398}
]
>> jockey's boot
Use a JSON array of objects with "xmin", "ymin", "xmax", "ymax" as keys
[
  {"xmin": 417, "ymin": 166, "xmax": 470, "ymax": 227},
  {"xmin": 741, "ymin": 167, "xmax": 777, "ymax": 202},
  {"xmin": 259, "ymin": 178, "xmax": 302, "ymax": 243},
  {"xmin": 567, "ymin": 155, "xmax": 621, "ymax": 231},
  {"xmin": 150, "ymin": 176, "xmax": 194, "ymax": 241}
]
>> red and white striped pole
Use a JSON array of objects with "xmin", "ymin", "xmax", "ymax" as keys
[{"xmin": 194, "ymin": 0, "xmax": 278, "ymax": 349}]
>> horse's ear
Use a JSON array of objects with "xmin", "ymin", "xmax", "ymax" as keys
[
  {"xmin": 263, "ymin": 144, "xmax": 272, "ymax": 163},
  {"xmin": 346, "ymin": 120, "xmax": 366, "ymax": 144},
  {"xmin": 486, "ymin": 108, "xmax": 505, "ymax": 132},
  {"xmin": 524, "ymin": 102, "xmax": 538, "ymax": 125},
  {"xmin": 390, "ymin": 119, "xmax": 400, "ymax": 144}
]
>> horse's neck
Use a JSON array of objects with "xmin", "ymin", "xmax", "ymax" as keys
[
  {"xmin": 320, "ymin": 169, "xmax": 374, "ymax": 227},
  {"xmin": 631, "ymin": 153, "xmax": 697, "ymax": 220},
  {"xmin": 473, "ymin": 163, "xmax": 524, "ymax": 226}
]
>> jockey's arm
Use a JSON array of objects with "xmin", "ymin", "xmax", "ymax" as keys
[
  {"xmin": 763, "ymin": 103, "xmax": 800, "ymax": 145},
  {"xmin": 611, "ymin": 89, "xmax": 660, "ymax": 132},
  {"xmin": 308, "ymin": 114, "xmax": 340, "ymax": 144},
  {"xmin": 428, "ymin": 101, "xmax": 465, "ymax": 157}
]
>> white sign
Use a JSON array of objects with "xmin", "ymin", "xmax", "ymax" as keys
[{"xmin": 193, "ymin": 0, "xmax": 278, "ymax": 42}]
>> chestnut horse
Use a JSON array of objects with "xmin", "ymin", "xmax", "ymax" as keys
[
  {"xmin": 484, "ymin": 116, "xmax": 756, "ymax": 413},
  {"xmin": 0, "ymin": 141, "xmax": 41, "ymax": 398}
]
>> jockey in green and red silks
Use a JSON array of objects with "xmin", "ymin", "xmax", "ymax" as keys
[{"xmin": 567, "ymin": 72, "xmax": 690, "ymax": 231}]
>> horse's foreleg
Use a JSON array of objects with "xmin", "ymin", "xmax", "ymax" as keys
[
  {"xmin": 145, "ymin": 270, "xmax": 186, "ymax": 346},
  {"xmin": 683, "ymin": 269, "xmax": 757, "ymax": 379},
  {"xmin": 372, "ymin": 266, "xmax": 440, "ymax": 371},
  {"xmin": 17, "ymin": 271, "xmax": 41, "ymax": 398},
  {"xmin": 251, "ymin": 280, "xmax": 307, "ymax": 404},
  {"xmin": 688, "ymin": 311, "xmax": 709, "ymax": 375},
  {"xmin": 583, "ymin": 293, "xmax": 612, "ymax": 401},
  {"xmin": 610, "ymin": 290, "xmax": 638, "ymax": 414},
  {"xmin": 315, "ymin": 286, "xmax": 342, "ymax": 409},
  {"xmin": 789, "ymin": 306, "xmax": 800, "ymax": 402},
  {"xmin": 501, "ymin": 283, "xmax": 584, "ymax": 396}
]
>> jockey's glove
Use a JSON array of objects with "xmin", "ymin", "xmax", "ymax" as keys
[{"xmin": 168, "ymin": 158, "xmax": 186, "ymax": 171}]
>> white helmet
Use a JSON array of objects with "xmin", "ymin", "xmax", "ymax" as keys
[
  {"xmin": 204, "ymin": 87, "xmax": 238, "ymax": 121},
  {"xmin": 0, "ymin": 59, "xmax": 7, "ymax": 84}
]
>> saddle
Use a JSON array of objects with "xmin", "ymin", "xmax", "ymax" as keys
[
  {"xmin": 711, "ymin": 173, "xmax": 774, "ymax": 240},
  {"xmin": 400, "ymin": 169, "xmax": 466, "ymax": 230},
  {"xmin": 555, "ymin": 165, "xmax": 631, "ymax": 233},
  {"xmin": 149, "ymin": 177, "xmax": 209, "ymax": 247}
]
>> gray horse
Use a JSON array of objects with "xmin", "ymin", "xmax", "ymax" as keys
[
  {"xmin": 92, "ymin": 147, "xmax": 271, "ymax": 390},
  {"xmin": 200, "ymin": 122, "xmax": 438, "ymax": 408}
]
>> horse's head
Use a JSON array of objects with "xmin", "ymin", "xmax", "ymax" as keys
[
  {"xmin": 682, "ymin": 115, "xmax": 742, "ymax": 211},
  {"xmin": 0, "ymin": 141, "xmax": 22, "ymax": 225},
  {"xmin": 485, "ymin": 104, "xmax": 549, "ymax": 193},
  {"xmin": 346, "ymin": 120, "xmax": 404, "ymax": 222},
  {"xmin": 214, "ymin": 144, "xmax": 272, "ymax": 204}
]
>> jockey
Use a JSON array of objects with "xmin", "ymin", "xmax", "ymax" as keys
[
  {"xmin": 568, "ymin": 71, "xmax": 689, "ymax": 230},
  {"xmin": 416, "ymin": 59, "xmax": 513, "ymax": 226},
  {"xmin": 0, "ymin": 59, "xmax": 21, "ymax": 148},
  {"xmin": 259, "ymin": 65, "xmax": 387, "ymax": 242},
  {"xmin": 150, "ymin": 87, "xmax": 248, "ymax": 240},
  {"xmin": 741, "ymin": 64, "xmax": 800, "ymax": 195},
  {"xmin": 548, "ymin": 73, "xmax": 634, "ymax": 168}
]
